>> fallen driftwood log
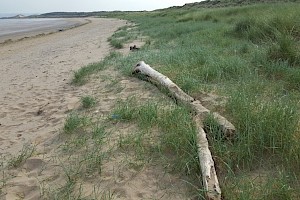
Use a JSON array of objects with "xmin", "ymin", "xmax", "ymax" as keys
[
  {"xmin": 132, "ymin": 61, "xmax": 233, "ymax": 199},
  {"xmin": 132, "ymin": 61, "xmax": 235, "ymax": 138}
]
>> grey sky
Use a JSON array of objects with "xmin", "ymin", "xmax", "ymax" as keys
[{"xmin": 0, "ymin": 0, "xmax": 198, "ymax": 13}]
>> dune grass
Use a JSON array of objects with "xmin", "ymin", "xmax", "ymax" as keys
[
  {"xmin": 107, "ymin": 25, "xmax": 138, "ymax": 49},
  {"xmin": 7, "ymin": 144, "xmax": 35, "ymax": 169},
  {"xmin": 112, "ymin": 98, "xmax": 203, "ymax": 196},
  {"xmin": 40, "ymin": 113, "xmax": 110, "ymax": 199},
  {"xmin": 99, "ymin": 2, "xmax": 300, "ymax": 199},
  {"xmin": 71, "ymin": 52, "xmax": 120, "ymax": 85},
  {"xmin": 64, "ymin": 2, "xmax": 300, "ymax": 199},
  {"xmin": 81, "ymin": 95, "xmax": 97, "ymax": 109}
]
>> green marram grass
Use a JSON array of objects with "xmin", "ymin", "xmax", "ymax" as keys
[
  {"xmin": 105, "ymin": 2, "xmax": 300, "ymax": 199},
  {"xmin": 69, "ymin": 2, "xmax": 300, "ymax": 199},
  {"xmin": 63, "ymin": 113, "xmax": 89, "ymax": 134},
  {"xmin": 113, "ymin": 98, "xmax": 202, "ymax": 196},
  {"xmin": 7, "ymin": 144, "xmax": 35, "ymax": 168},
  {"xmin": 42, "ymin": 118, "xmax": 110, "ymax": 199},
  {"xmin": 71, "ymin": 52, "xmax": 120, "ymax": 86},
  {"xmin": 107, "ymin": 25, "xmax": 138, "ymax": 49},
  {"xmin": 81, "ymin": 95, "xmax": 96, "ymax": 109}
]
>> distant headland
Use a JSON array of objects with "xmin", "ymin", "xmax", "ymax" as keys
[{"xmin": 0, "ymin": 11, "xmax": 109, "ymax": 19}]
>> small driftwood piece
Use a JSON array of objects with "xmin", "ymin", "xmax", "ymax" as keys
[
  {"xmin": 130, "ymin": 45, "xmax": 140, "ymax": 51},
  {"xmin": 132, "ymin": 61, "xmax": 228, "ymax": 199}
]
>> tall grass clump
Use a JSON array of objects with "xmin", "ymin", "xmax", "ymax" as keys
[
  {"xmin": 108, "ymin": 38, "xmax": 123, "ymax": 49},
  {"xmin": 158, "ymin": 106, "xmax": 199, "ymax": 174},
  {"xmin": 232, "ymin": 4, "xmax": 300, "ymax": 66},
  {"xmin": 225, "ymin": 83, "xmax": 299, "ymax": 169},
  {"xmin": 222, "ymin": 171, "xmax": 296, "ymax": 200},
  {"xmin": 268, "ymin": 35, "xmax": 300, "ymax": 66}
]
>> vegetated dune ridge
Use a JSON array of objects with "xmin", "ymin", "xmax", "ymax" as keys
[{"xmin": 0, "ymin": 18, "xmax": 193, "ymax": 199}]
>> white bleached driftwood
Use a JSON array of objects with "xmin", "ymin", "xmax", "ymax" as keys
[
  {"xmin": 132, "ymin": 61, "xmax": 228, "ymax": 199},
  {"xmin": 133, "ymin": 61, "xmax": 235, "ymax": 138},
  {"xmin": 194, "ymin": 116, "xmax": 222, "ymax": 200}
]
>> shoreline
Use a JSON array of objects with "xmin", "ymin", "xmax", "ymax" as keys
[{"xmin": 0, "ymin": 18, "xmax": 91, "ymax": 45}]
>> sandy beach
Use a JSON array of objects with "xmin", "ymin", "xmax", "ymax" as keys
[
  {"xmin": 0, "ymin": 17, "xmax": 192, "ymax": 199},
  {"xmin": 0, "ymin": 17, "xmax": 126, "ymax": 155},
  {"xmin": 0, "ymin": 17, "xmax": 126, "ymax": 199}
]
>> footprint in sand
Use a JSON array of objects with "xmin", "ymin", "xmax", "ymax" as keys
[
  {"xmin": 24, "ymin": 157, "xmax": 46, "ymax": 172},
  {"xmin": 0, "ymin": 112, "xmax": 7, "ymax": 118},
  {"xmin": 6, "ymin": 179, "xmax": 40, "ymax": 200}
]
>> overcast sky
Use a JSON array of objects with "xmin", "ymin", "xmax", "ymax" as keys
[{"xmin": 0, "ymin": 0, "xmax": 198, "ymax": 14}]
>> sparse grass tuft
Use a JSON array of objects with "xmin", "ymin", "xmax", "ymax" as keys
[
  {"xmin": 71, "ymin": 51, "xmax": 121, "ymax": 86},
  {"xmin": 63, "ymin": 113, "xmax": 89, "ymax": 134},
  {"xmin": 71, "ymin": 51, "xmax": 120, "ymax": 86},
  {"xmin": 92, "ymin": 125, "xmax": 106, "ymax": 141},
  {"xmin": 81, "ymin": 96, "xmax": 96, "ymax": 109},
  {"xmin": 108, "ymin": 38, "xmax": 123, "ymax": 49},
  {"xmin": 112, "ymin": 97, "xmax": 138, "ymax": 121},
  {"xmin": 72, "ymin": 62, "xmax": 106, "ymax": 86},
  {"xmin": 42, "ymin": 121, "xmax": 109, "ymax": 199},
  {"xmin": 7, "ymin": 144, "xmax": 35, "ymax": 168},
  {"xmin": 158, "ymin": 106, "xmax": 199, "ymax": 175}
]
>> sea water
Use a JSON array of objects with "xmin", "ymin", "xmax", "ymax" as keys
[{"xmin": 0, "ymin": 18, "xmax": 72, "ymax": 38}]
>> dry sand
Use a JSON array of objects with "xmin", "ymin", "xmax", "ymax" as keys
[
  {"xmin": 0, "ymin": 18, "xmax": 193, "ymax": 199},
  {"xmin": 0, "ymin": 18, "xmax": 125, "ymax": 155}
]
